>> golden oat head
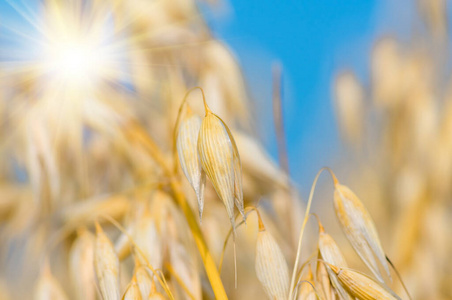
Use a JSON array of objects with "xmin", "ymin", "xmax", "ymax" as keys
[
  {"xmin": 197, "ymin": 106, "xmax": 245, "ymax": 234},
  {"xmin": 123, "ymin": 275, "xmax": 143, "ymax": 300},
  {"xmin": 34, "ymin": 262, "xmax": 69, "ymax": 300},
  {"xmin": 296, "ymin": 266, "xmax": 316, "ymax": 300},
  {"xmin": 148, "ymin": 293, "xmax": 167, "ymax": 300},
  {"xmin": 131, "ymin": 209, "xmax": 162, "ymax": 271},
  {"xmin": 114, "ymin": 204, "xmax": 162, "ymax": 270},
  {"xmin": 318, "ymin": 222, "xmax": 352, "ymax": 300},
  {"xmin": 371, "ymin": 38, "xmax": 402, "ymax": 108},
  {"xmin": 328, "ymin": 265, "xmax": 400, "ymax": 300},
  {"xmin": 333, "ymin": 181, "xmax": 391, "ymax": 283},
  {"xmin": 94, "ymin": 222, "xmax": 121, "ymax": 300},
  {"xmin": 334, "ymin": 71, "xmax": 364, "ymax": 145},
  {"xmin": 69, "ymin": 229, "xmax": 96, "ymax": 300},
  {"xmin": 176, "ymin": 107, "xmax": 206, "ymax": 221},
  {"xmin": 316, "ymin": 259, "xmax": 336, "ymax": 300},
  {"xmin": 255, "ymin": 214, "xmax": 289, "ymax": 300},
  {"xmin": 134, "ymin": 265, "xmax": 154, "ymax": 300}
]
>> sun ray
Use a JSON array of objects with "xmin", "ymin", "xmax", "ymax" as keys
[{"xmin": 3, "ymin": 0, "xmax": 46, "ymax": 35}]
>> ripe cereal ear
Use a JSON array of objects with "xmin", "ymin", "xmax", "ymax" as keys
[
  {"xmin": 94, "ymin": 222, "xmax": 120, "ymax": 300},
  {"xmin": 197, "ymin": 109, "xmax": 238, "ymax": 234},
  {"xmin": 134, "ymin": 264, "xmax": 154, "ymax": 300},
  {"xmin": 334, "ymin": 71, "xmax": 364, "ymax": 146},
  {"xmin": 176, "ymin": 107, "xmax": 206, "ymax": 222},
  {"xmin": 255, "ymin": 211, "xmax": 289, "ymax": 300},
  {"xmin": 69, "ymin": 228, "xmax": 96, "ymax": 300},
  {"xmin": 215, "ymin": 114, "xmax": 246, "ymax": 223},
  {"xmin": 328, "ymin": 265, "xmax": 401, "ymax": 300},
  {"xmin": 123, "ymin": 275, "xmax": 142, "ymax": 300},
  {"xmin": 34, "ymin": 260, "xmax": 69, "ymax": 300},
  {"xmin": 316, "ymin": 257, "xmax": 335, "ymax": 300},
  {"xmin": 317, "ymin": 219, "xmax": 352, "ymax": 300},
  {"xmin": 295, "ymin": 266, "xmax": 317, "ymax": 300},
  {"xmin": 333, "ymin": 180, "xmax": 391, "ymax": 283}
]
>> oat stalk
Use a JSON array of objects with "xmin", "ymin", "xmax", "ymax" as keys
[{"xmin": 289, "ymin": 167, "xmax": 337, "ymax": 299}]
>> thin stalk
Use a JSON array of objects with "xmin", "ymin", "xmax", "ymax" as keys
[
  {"xmin": 288, "ymin": 167, "xmax": 336, "ymax": 299},
  {"xmin": 219, "ymin": 220, "xmax": 246, "ymax": 273},
  {"xmin": 272, "ymin": 62, "xmax": 290, "ymax": 175},
  {"xmin": 272, "ymin": 63, "xmax": 295, "ymax": 249},
  {"xmin": 218, "ymin": 207, "xmax": 258, "ymax": 273}
]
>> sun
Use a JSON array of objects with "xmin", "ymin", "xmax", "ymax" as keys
[
  {"xmin": 0, "ymin": 0, "xmax": 139, "ymax": 204},
  {"xmin": 34, "ymin": 3, "xmax": 124, "ymax": 91},
  {"xmin": 51, "ymin": 40, "xmax": 97, "ymax": 82}
]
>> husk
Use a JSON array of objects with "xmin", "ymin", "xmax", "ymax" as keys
[
  {"xmin": 177, "ymin": 111, "xmax": 206, "ymax": 221},
  {"xmin": 94, "ymin": 223, "xmax": 120, "ymax": 300},
  {"xmin": 329, "ymin": 265, "xmax": 400, "ymax": 300},
  {"xmin": 255, "ymin": 218, "xmax": 289, "ymax": 300},
  {"xmin": 333, "ymin": 183, "xmax": 391, "ymax": 283},
  {"xmin": 197, "ymin": 110, "xmax": 245, "ymax": 233}
]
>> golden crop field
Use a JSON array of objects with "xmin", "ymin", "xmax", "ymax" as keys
[{"xmin": 0, "ymin": 0, "xmax": 449, "ymax": 299}]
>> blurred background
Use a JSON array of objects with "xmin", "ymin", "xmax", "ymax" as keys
[
  {"xmin": 1, "ymin": 0, "xmax": 451, "ymax": 189},
  {"xmin": 199, "ymin": 0, "xmax": 452, "ymax": 184},
  {"xmin": 0, "ymin": 0, "xmax": 450, "ymax": 299}
]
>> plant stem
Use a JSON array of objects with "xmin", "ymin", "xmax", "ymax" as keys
[{"xmin": 288, "ymin": 167, "xmax": 335, "ymax": 299}]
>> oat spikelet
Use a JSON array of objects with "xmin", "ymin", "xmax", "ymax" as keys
[
  {"xmin": 34, "ymin": 262, "xmax": 68, "ymax": 300},
  {"xmin": 255, "ymin": 214, "xmax": 289, "ymax": 300},
  {"xmin": 94, "ymin": 222, "xmax": 120, "ymax": 300},
  {"xmin": 316, "ymin": 259, "xmax": 336, "ymax": 300},
  {"xmin": 328, "ymin": 265, "xmax": 400, "ymax": 300},
  {"xmin": 135, "ymin": 265, "xmax": 154, "ymax": 299},
  {"xmin": 296, "ymin": 266, "xmax": 316, "ymax": 300},
  {"xmin": 148, "ymin": 293, "xmax": 166, "ymax": 300},
  {"xmin": 69, "ymin": 229, "xmax": 96, "ymax": 300},
  {"xmin": 318, "ymin": 221, "xmax": 348, "ymax": 270},
  {"xmin": 177, "ymin": 107, "xmax": 206, "ymax": 221},
  {"xmin": 333, "ymin": 180, "xmax": 391, "ymax": 283},
  {"xmin": 224, "ymin": 118, "xmax": 246, "ymax": 223},
  {"xmin": 334, "ymin": 71, "xmax": 364, "ymax": 145},
  {"xmin": 123, "ymin": 275, "xmax": 143, "ymax": 300},
  {"xmin": 318, "ymin": 221, "xmax": 351, "ymax": 300},
  {"xmin": 197, "ymin": 106, "xmax": 245, "ymax": 232},
  {"xmin": 115, "ymin": 205, "xmax": 162, "ymax": 269},
  {"xmin": 133, "ymin": 209, "xmax": 162, "ymax": 270},
  {"xmin": 371, "ymin": 38, "xmax": 399, "ymax": 107}
]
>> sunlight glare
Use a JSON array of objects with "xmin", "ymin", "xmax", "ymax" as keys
[{"xmin": 44, "ymin": 38, "xmax": 104, "ymax": 87}]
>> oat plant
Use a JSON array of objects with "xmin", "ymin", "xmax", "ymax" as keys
[{"xmin": 0, "ymin": 0, "xmax": 446, "ymax": 299}]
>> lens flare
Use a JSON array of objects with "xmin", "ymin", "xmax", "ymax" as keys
[{"xmin": 48, "ymin": 40, "xmax": 98, "ymax": 83}]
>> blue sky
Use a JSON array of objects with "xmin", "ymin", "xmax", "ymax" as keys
[{"xmin": 199, "ymin": 0, "xmax": 418, "ymax": 185}]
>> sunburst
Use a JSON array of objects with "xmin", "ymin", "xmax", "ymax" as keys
[{"xmin": 0, "ymin": 0, "xmax": 136, "ymax": 204}]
